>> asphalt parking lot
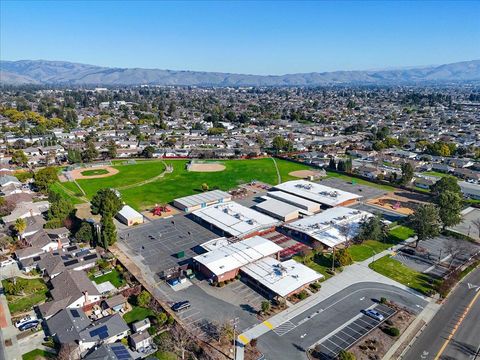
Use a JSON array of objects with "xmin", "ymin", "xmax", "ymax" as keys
[
  {"xmin": 319, "ymin": 177, "xmax": 387, "ymax": 200},
  {"xmin": 118, "ymin": 214, "xmax": 219, "ymax": 274},
  {"xmin": 314, "ymin": 304, "xmax": 396, "ymax": 360},
  {"xmin": 393, "ymin": 235, "xmax": 480, "ymax": 277},
  {"xmin": 257, "ymin": 282, "xmax": 427, "ymax": 360},
  {"xmin": 449, "ymin": 207, "xmax": 480, "ymax": 241}
]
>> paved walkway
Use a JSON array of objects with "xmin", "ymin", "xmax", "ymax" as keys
[
  {"xmin": 235, "ymin": 237, "xmax": 424, "ymax": 359},
  {"xmin": 0, "ymin": 284, "xmax": 20, "ymax": 360}
]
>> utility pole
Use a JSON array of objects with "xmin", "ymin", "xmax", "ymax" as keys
[
  {"xmin": 230, "ymin": 317, "xmax": 239, "ymax": 360},
  {"xmin": 331, "ymin": 246, "xmax": 336, "ymax": 272}
]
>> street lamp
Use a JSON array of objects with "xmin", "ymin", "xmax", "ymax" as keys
[{"xmin": 230, "ymin": 317, "xmax": 239, "ymax": 360}]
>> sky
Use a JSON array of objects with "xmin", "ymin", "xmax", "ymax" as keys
[{"xmin": 1, "ymin": 1, "xmax": 479, "ymax": 75}]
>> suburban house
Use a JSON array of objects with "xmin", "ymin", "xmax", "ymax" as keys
[{"xmin": 38, "ymin": 270, "xmax": 101, "ymax": 319}]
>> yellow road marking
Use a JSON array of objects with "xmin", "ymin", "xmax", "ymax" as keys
[
  {"xmin": 263, "ymin": 320, "xmax": 274, "ymax": 329},
  {"xmin": 434, "ymin": 289, "xmax": 480, "ymax": 360},
  {"xmin": 238, "ymin": 334, "xmax": 249, "ymax": 345}
]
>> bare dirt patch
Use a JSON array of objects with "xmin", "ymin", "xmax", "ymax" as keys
[
  {"xmin": 188, "ymin": 163, "xmax": 226, "ymax": 172},
  {"xmin": 289, "ymin": 169, "xmax": 325, "ymax": 179},
  {"xmin": 142, "ymin": 205, "xmax": 180, "ymax": 220},
  {"xmin": 366, "ymin": 191, "xmax": 428, "ymax": 215},
  {"xmin": 69, "ymin": 166, "xmax": 119, "ymax": 180}
]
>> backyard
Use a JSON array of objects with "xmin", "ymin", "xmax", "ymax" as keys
[
  {"xmin": 1, "ymin": 278, "xmax": 49, "ymax": 315},
  {"xmin": 123, "ymin": 305, "xmax": 154, "ymax": 324},
  {"xmin": 90, "ymin": 268, "xmax": 126, "ymax": 288},
  {"xmin": 22, "ymin": 349, "xmax": 56, "ymax": 360}
]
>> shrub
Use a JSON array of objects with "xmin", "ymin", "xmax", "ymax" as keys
[
  {"xmin": 380, "ymin": 297, "xmax": 387, "ymax": 304},
  {"xmin": 297, "ymin": 290, "xmax": 308, "ymax": 300},
  {"xmin": 261, "ymin": 300, "xmax": 271, "ymax": 314},
  {"xmin": 383, "ymin": 326, "xmax": 400, "ymax": 337},
  {"xmin": 338, "ymin": 350, "xmax": 356, "ymax": 360}
]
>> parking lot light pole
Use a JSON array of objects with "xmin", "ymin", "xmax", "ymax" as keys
[{"xmin": 230, "ymin": 317, "xmax": 239, "ymax": 360}]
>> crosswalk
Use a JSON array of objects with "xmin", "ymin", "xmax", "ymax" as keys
[{"xmin": 273, "ymin": 320, "xmax": 297, "ymax": 336}]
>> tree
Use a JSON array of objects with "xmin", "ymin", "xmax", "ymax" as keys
[
  {"xmin": 101, "ymin": 216, "xmax": 117, "ymax": 247},
  {"xmin": 11, "ymin": 150, "xmax": 28, "ymax": 166},
  {"xmin": 409, "ymin": 204, "xmax": 441, "ymax": 247},
  {"xmin": 437, "ymin": 190, "xmax": 462, "ymax": 229},
  {"xmin": 272, "ymin": 136, "xmax": 286, "ymax": 153},
  {"xmin": 0, "ymin": 196, "xmax": 15, "ymax": 217},
  {"xmin": 201, "ymin": 183, "xmax": 209, "ymax": 192},
  {"xmin": 34, "ymin": 167, "xmax": 58, "ymax": 193},
  {"xmin": 14, "ymin": 218, "xmax": 27, "ymax": 239},
  {"xmin": 336, "ymin": 248, "xmax": 353, "ymax": 266},
  {"xmin": 82, "ymin": 140, "xmax": 99, "ymax": 163},
  {"xmin": 356, "ymin": 214, "xmax": 388, "ymax": 243},
  {"xmin": 400, "ymin": 162, "xmax": 414, "ymax": 185},
  {"xmin": 328, "ymin": 157, "xmax": 337, "ymax": 170},
  {"xmin": 137, "ymin": 290, "xmax": 152, "ymax": 307},
  {"xmin": 261, "ymin": 300, "xmax": 271, "ymax": 314},
  {"xmin": 75, "ymin": 222, "xmax": 94, "ymax": 244},
  {"xmin": 142, "ymin": 145, "xmax": 155, "ymax": 158},
  {"xmin": 67, "ymin": 149, "xmax": 82, "ymax": 164},
  {"xmin": 47, "ymin": 197, "xmax": 75, "ymax": 222},
  {"xmin": 91, "ymin": 189, "xmax": 122, "ymax": 218},
  {"xmin": 430, "ymin": 176, "xmax": 461, "ymax": 198},
  {"xmin": 106, "ymin": 140, "xmax": 117, "ymax": 159},
  {"xmin": 337, "ymin": 160, "xmax": 346, "ymax": 172}
]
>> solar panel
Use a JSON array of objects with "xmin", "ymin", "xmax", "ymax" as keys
[
  {"xmin": 64, "ymin": 259, "xmax": 79, "ymax": 267},
  {"xmin": 71, "ymin": 309, "xmax": 80, "ymax": 318},
  {"xmin": 32, "ymin": 256, "xmax": 41, "ymax": 261},
  {"xmin": 89, "ymin": 325, "xmax": 108, "ymax": 338},
  {"xmin": 111, "ymin": 345, "xmax": 130, "ymax": 359},
  {"xmin": 83, "ymin": 254, "xmax": 97, "ymax": 261},
  {"xmin": 98, "ymin": 330, "xmax": 109, "ymax": 340}
]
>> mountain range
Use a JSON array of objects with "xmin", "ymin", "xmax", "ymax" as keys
[{"xmin": 1, "ymin": 59, "xmax": 479, "ymax": 86}]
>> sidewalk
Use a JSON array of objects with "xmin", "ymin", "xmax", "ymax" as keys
[
  {"xmin": 0, "ymin": 289, "xmax": 21, "ymax": 360},
  {"xmin": 235, "ymin": 237, "xmax": 423, "ymax": 359}
]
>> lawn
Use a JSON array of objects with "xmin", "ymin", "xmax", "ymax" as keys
[
  {"xmin": 81, "ymin": 169, "xmax": 109, "ymax": 176},
  {"xmin": 293, "ymin": 252, "xmax": 333, "ymax": 280},
  {"xmin": 421, "ymin": 171, "xmax": 449, "ymax": 178},
  {"xmin": 90, "ymin": 268, "xmax": 126, "ymax": 288},
  {"xmin": 53, "ymin": 158, "xmax": 318, "ymax": 210},
  {"xmin": 22, "ymin": 349, "xmax": 56, "ymax": 360},
  {"xmin": 1, "ymin": 278, "xmax": 48, "ymax": 315},
  {"xmin": 349, "ymin": 225, "xmax": 415, "ymax": 262},
  {"xmin": 325, "ymin": 171, "xmax": 397, "ymax": 192},
  {"xmin": 368, "ymin": 255, "xmax": 434, "ymax": 295},
  {"xmin": 155, "ymin": 352, "xmax": 178, "ymax": 360},
  {"xmin": 49, "ymin": 182, "xmax": 85, "ymax": 205},
  {"xmin": 123, "ymin": 306, "xmax": 154, "ymax": 324}
]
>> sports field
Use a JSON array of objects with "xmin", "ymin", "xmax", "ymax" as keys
[{"xmin": 52, "ymin": 158, "xmax": 316, "ymax": 210}]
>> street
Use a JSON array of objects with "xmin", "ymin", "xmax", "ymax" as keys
[
  {"xmin": 404, "ymin": 266, "xmax": 480, "ymax": 360},
  {"xmin": 258, "ymin": 282, "xmax": 428, "ymax": 360}
]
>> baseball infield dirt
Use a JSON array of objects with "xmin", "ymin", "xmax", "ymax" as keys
[
  {"xmin": 69, "ymin": 166, "xmax": 119, "ymax": 179},
  {"xmin": 188, "ymin": 163, "xmax": 226, "ymax": 172}
]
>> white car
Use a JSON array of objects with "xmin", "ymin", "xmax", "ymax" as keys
[
  {"xmin": 0, "ymin": 258, "xmax": 16, "ymax": 268},
  {"xmin": 15, "ymin": 315, "xmax": 37, "ymax": 328}
]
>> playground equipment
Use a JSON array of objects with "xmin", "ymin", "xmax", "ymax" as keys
[{"xmin": 151, "ymin": 204, "xmax": 171, "ymax": 216}]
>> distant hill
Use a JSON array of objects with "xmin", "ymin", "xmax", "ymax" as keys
[{"xmin": 1, "ymin": 59, "xmax": 479, "ymax": 86}]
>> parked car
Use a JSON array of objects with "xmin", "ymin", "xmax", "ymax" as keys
[
  {"xmin": 171, "ymin": 301, "xmax": 191, "ymax": 312},
  {"xmin": 400, "ymin": 247, "xmax": 415, "ymax": 255},
  {"xmin": 363, "ymin": 309, "xmax": 384, "ymax": 321},
  {"xmin": 15, "ymin": 315, "xmax": 37, "ymax": 328},
  {"xmin": 18, "ymin": 320, "xmax": 39, "ymax": 331},
  {"xmin": 0, "ymin": 258, "xmax": 16, "ymax": 268}
]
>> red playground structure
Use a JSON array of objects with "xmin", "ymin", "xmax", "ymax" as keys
[{"xmin": 151, "ymin": 204, "xmax": 171, "ymax": 216}]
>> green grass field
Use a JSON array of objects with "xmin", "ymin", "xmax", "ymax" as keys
[
  {"xmin": 2, "ymin": 278, "xmax": 48, "ymax": 315},
  {"xmin": 81, "ymin": 169, "xmax": 109, "ymax": 176},
  {"xmin": 90, "ymin": 269, "xmax": 126, "ymax": 288},
  {"xmin": 369, "ymin": 255, "xmax": 434, "ymax": 295},
  {"xmin": 325, "ymin": 171, "xmax": 397, "ymax": 191},
  {"xmin": 123, "ymin": 306, "xmax": 154, "ymax": 324},
  {"xmin": 53, "ymin": 158, "xmax": 316, "ymax": 210},
  {"xmin": 349, "ymin": 225, "xmax": 415, "ymax": 262},
  {"xmin": 22, "ymin": 349, "xmax": 56, "ymax": 360}
]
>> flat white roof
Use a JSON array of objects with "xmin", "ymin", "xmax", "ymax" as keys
[
  {"xmin": 193, "ymin": 202, "xmax": 280, "ymax": 237},
  {"xmin": 194, "ymin": 236, "xmax": 282, "ymax": 276},
  {"xmin": 255, "ymin": 198, "xmax": 299, "ymax": 218},
  {"xmin": 267, "ymin": 191, "xmax": 321, "ymax": 212},
  {"xmin": 284, "ymin": 207, "xmax": 373, "ymax": 248},
  {"xmin": 174, "ymin": 190, "xmax": 231, "ymax": 208},
  {"xmin": 273, "ymin": 180, "xmax": 361, "ymax": 207},
  {"xmin": 241, "ymin": 257, "xmax": 323, "ymax": 297},
  {"xmin": 200, "ymin": 237, "xmax": 230, "ymax": 251},
  {"xmin": 118, "ymin": 205, "xmax": 143, "ymax": 220}
]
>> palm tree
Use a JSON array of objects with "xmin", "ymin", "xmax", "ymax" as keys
[{"xmin": 14, "ymin": 218, "xmax": 27, "ymax": 240}]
